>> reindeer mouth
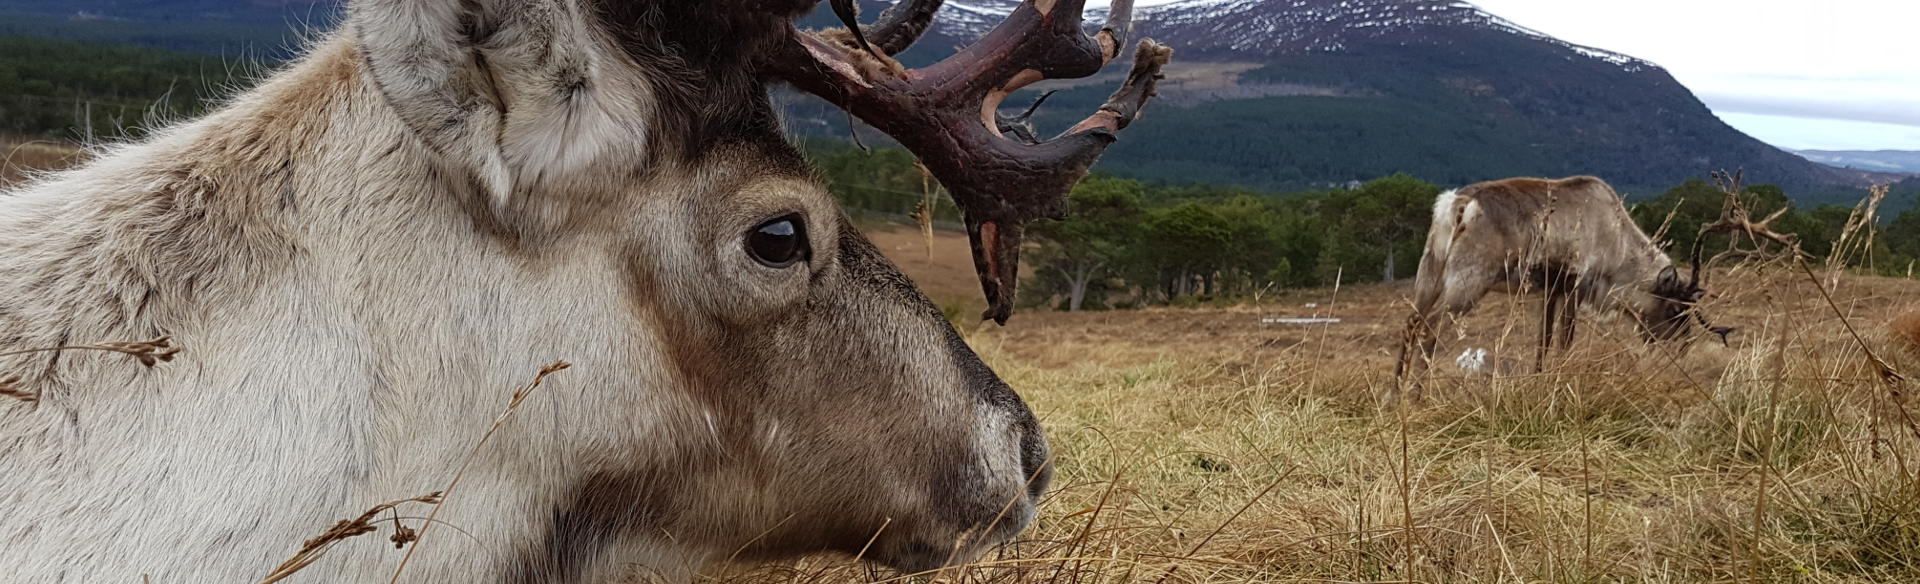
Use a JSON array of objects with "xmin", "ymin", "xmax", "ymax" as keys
[
  {"xmin": 1691, "ymin": 311, "xmax": 1735, "ymax": 346},
  {"xmin": 867, "ymin": 500, "xmax": 1040, "ymax": 574}
]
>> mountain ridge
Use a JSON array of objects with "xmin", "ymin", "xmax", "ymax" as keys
[
  {"xmin": 793, "ymin": 0, "xmax": 1895, "ymax": 199},
  {"xmin": 0, "ymin": 0, "xmax": 1905, "ymax": 201}
]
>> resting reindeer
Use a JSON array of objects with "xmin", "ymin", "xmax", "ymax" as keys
[
  {"xmin": 1392, "ymin": 176, "xmax": 1731, "ymax": 401},
  {"xmin": 0, "ymin": 1, "xmax": 1171, "ymax": 581}
]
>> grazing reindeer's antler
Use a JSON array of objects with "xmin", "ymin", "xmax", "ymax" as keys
[
  {"xmin": 1689, "ymin": 169, "xmax": 1804, "ymax": 285},
  {"xmin": 769, "ymin": 0, "xmax": 1173, "ymax": 323}
]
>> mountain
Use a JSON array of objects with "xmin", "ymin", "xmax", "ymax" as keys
[
  {"xmin": 0, "ymin": 0, "xmax": 334, "ymax": 22},
  {"xmin": 0, "ymin": 0, "xmax": 1903, "ymax": 201},
  {"xmin": 795, "ymin": 0, "xmax": 1897, "ymax": 200},
  {"xmin": 0, "ymin": 0, "xmax": 338, "ymax": 57},
  {"xmin": 1795, "ymin": 150, "xmax": 1920, "ymax": 175}
]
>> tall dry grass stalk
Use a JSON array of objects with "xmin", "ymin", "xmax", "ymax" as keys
[
  {"xmin": 1825, "ymin": 184, "xmax": 1891, "ymax": 287},
  {"xmin": 0, "ymin": 375, "xmax": 32, "ymax": 403},
  {"xmin": 0, "ymin": 337, "xmax": 180, "ymax": 367},
  {"xmin": 0, "ymin": 337, "xmax": 181, "ymax": 403},
  {"xmin": 386, "ymin": 360, "xmax": 571, "ymax": 584},
  {"xmin": 912, "ymin": 161, "xmax": 939, "ymax": 261},
  {"xmin": 257, "ymin": 493, "xmax": 445, "ymax": 584},
  {"xmin": 256, "ymin": 361, "xmax": 572, "ymax": 584}
]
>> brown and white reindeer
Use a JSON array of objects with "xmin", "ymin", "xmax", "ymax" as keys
[
  {"xmin": 0, "ymin": 1, "xmax": 1171, "ymax": 582},
  {"xmin": 1392, "ymin": 176, "xmax": 1735, "ymax": 401}
]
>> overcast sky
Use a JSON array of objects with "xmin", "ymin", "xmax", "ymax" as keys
[
  {"xmin": 1103, "ymin": 0, "xmax": 1920, "ymax": 151},
  {"xmin": 1467, "ymin": 0, "xmax": 1920, "ymax": 151}
]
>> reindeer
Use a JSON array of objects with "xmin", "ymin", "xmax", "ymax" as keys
[
  {"xmin": 1392, "ymin": 176, "xmax": 1734, "ymax": 401},
  {"xmin": 0, "ymin": 1, "xmax": 1171, "ymax": 581}
]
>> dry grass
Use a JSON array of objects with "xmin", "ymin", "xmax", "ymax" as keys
[
  {"xmin": 1, "ymin": 138, "xmax": 86, "ymax": 185},
  {"xmin": 259, "ymin": 493, "xmax": 445, "ymax": 584},
  {"xmin": 0, "ymin": 337, "xmax": 180, "ymax": 402},
  {"xmin": 706, "ymin": 227, "xmax": 1920, "ymax": 583},
  {"xmin": 1886, "ymin": 310, "xmax": 1920, "ymax": 362},
  {"xmin": 257, "ymin": 361, "xmax": 573, "ymax": 584}
]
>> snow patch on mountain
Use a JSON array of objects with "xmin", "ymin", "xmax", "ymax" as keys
[{"xmin": 922, "ymin": 0, "xmax": 1657, "ymax": 73}]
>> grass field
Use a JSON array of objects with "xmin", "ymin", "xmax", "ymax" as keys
[
  {"xmin": 849, "ymin": 221, "xmax": 1920, "ymax": 584},
  {"xmin": 9, "ymin": 144, "xmax": 1920, "ymax": 582}
]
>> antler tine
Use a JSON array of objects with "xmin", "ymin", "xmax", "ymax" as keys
[
  {"xmin": 1693, "ymin": 168, "xmax": 1805, "ymax": 285},
  {"xmin": 1688, "ymin": 236, "xmax": 1705, "ymax": 287},
  {"xmin": 865, "ymin": 0, "xmax": 946, "ymax": 55},
  {"xmin": 770, "ymin": 0, "xmax": 1170, "ymax": 324}
]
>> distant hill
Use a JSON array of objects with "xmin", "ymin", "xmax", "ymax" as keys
[
  {"xmin": 790, "ymin": 0, "xmax": 1900, "ymax": 202},
  {"xmin": 0, "ymin": 0, "xmax": 338, "ymax": 58},
  {"xmin": 1795, "ymin": 150, "xmax": 1920, "ymax": 174},
  {"xmin": 0, "ymin": 0, "xmax": 1907, "ymax": 205},
  {"xmin": 0, "ymin": 0, "xmax": 335, "ymax": 21}
]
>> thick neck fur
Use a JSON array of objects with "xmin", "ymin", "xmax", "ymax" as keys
[{"xmin": 0, "ymin": 36, "xmax": 714, "ymax": 583}]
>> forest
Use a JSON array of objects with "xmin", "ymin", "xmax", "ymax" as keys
[
  {"xmin": 0, "ymin": 36, "xmax": 251, "ymax": 140},
  {"xmin": 805, "ymin": 139, "xmax": 1920, "ymax": 312}
]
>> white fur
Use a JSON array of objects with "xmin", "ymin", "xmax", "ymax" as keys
[
  {"xmin": 1427, "ymin": 189, "xmax": 1461, "ymax": 260},
  {"xmin": 350, "ymin": 0, "xmax": 654, "ymax": 211}
]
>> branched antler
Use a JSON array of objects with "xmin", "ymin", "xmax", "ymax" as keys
[
  {"xmin": 1690, "ymin": 169, "xmax": 1804, "ymax": 285},
  {"xmin": 770, "ymin": 0, "xmax": 1173, "ymax": 323}
]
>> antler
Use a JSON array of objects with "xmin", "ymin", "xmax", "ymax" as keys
[
  {"xmin": 1690, "ymin": 169, "xmax": 1804, "ymax": 285},
  {"xmin": 767, "ymin": 0, "xmax": 1173, "ymax": 323}
]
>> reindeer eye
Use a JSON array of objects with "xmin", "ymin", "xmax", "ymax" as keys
[{"xmin": 747, "ymin": 214, "xmax": 808, "ymax": 268}]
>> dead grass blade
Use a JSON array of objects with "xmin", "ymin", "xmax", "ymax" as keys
[
  {"xmin": 0, "ymin": 336, "xmax": 181, "ymax": 367},
  {"xmin": 386, "ymin": 361, "xmax": 572, "ymax": 584},
  {"xmin": 256, "ymin": 492, "xmax": 444, "ymax": 584},
  {"xmin": 0, "ymin": 375, "xmax": 32, "ymax": 403},
  {"xmin": 0, "ymin": 337, "xmax": 181, "ymax": 402},
  {"xmin": 1151, "ymin": 466, "xmax": 1295, "ymax": 584}
]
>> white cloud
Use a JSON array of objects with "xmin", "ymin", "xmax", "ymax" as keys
[
  {"xmin": 1718, "ymin": 113, "xmax": 1920, "ymax": 152},
  {"xmin": 1464, "ymin": 0, "xmax": 1920, "ymax": 149}
]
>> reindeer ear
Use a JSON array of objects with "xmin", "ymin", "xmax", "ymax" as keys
[
  {"xmin": 351, "ymin": 0, "xmax": 651, "ymax": 209},
  {"xmin": 1656, "ymin": 265, "xmax": 1680, "ymax": 288}
]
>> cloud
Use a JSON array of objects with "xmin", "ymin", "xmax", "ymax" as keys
[
  {"xmin": 1717, "ymin": 113, "xmax": 1920, "ymax": 151},
  {"xmin": 1699, "ymin": 94, "xmax": 1920, "ymax": 129}
]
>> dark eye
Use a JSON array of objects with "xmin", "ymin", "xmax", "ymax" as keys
[{"xmin": 746, "ymin": 214, "xmax": 808, "ymax": 268}]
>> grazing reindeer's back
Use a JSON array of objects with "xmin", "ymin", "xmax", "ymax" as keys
[{"xmin": 1425, "ymin": 176, "xmax": 1666, "ymax": 300}]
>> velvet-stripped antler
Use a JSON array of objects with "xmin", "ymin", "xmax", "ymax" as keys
[
  {"xmin": 1689, "ymin": 168, "xmax": 1804, "ymax": 287},
  {"xmin": 769, "ymin": 0, "xmax": 1173, "ymax": 323}
]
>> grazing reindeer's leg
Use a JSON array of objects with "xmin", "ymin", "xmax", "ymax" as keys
[
  {"xmin": 1556, "ymin": 285, "xmax": 1578, "ymax": 350},
  {"xmin": 1538, "ymin": 287, "xmax": 1560, "ymax": 373},
  {"xmin": 1395, "ymin": 252, "xmax": 1451, "ymax": 403},
  {"xmin": 1396, "ymin": 266, "xmax": 1495, "ymax": 403},
  {"xmin": 1394, "ymin": 310, "xmax": 1434, "ymax": 402}
]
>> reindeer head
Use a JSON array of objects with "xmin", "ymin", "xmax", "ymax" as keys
[
  {"xmin": 1645, "ymin": 169, "xmax": 1807, "ymax": 347},
  {"xmin": 1641, "ymin": 250, "xmax": 1733, "ymax": 345},
  {"xmin": 341, "ymin": 0, "xmax": 1166, "ymax": 575},
  {"xmin": 1643, "ymin": 263, "xmax": 1707, "ymax": 340}
]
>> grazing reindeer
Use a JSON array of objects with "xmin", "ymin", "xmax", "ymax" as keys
[
  {"xmin": 1392, "ymin": 176, "xmax": 1731, "ymax": 401},
  {"xmin": 0, "ymin": 1, "xmax": 1171, "ymax": 582}
]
